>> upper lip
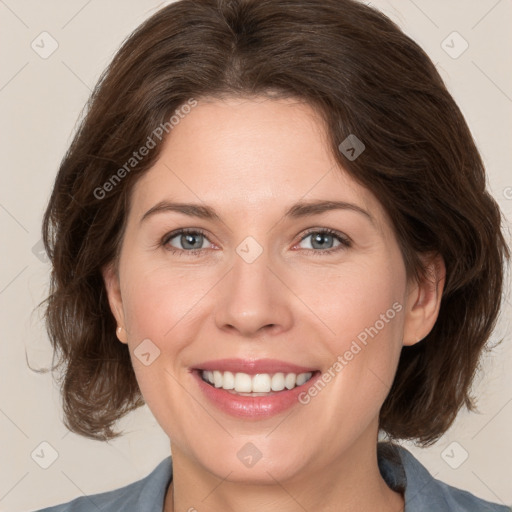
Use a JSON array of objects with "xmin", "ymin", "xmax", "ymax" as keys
[{"xmin": 193, "ymin": 358, "xmax": 318, "ymax": 375}]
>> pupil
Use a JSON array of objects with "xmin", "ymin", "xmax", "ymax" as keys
[
  {"xmin": 183, "ymin": 233, "xmax": 202, "ymax": 249},
  {"xmin": 312, "ymin": 233, "xmax": 332, "ymax": 249}
]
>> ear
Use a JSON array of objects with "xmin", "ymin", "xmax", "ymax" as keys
[
  {"xmin": 102, "ymin": 262, "xmax": 128, "ymax": 344},
  {"xmin": 402, "ymin": 253, "xmax": 446, "ymax": 346}
]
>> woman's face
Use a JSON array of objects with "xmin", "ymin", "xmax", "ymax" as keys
[{"xmin": 104, "ymin": 96, "xmax": 436, "ymax": 483}]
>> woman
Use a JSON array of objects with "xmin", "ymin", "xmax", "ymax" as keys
[{"xmin": 34, "ymin": 0, "xmax": 510, "ymax": 511}]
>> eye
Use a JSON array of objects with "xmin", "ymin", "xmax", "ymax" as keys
[
  {"xmin": 160, "ymin": 227, "xmax": 351, "ymax": 257},
  {"xmin": 162, "ymin": 229, "xmax": 213, "ymax": 255},
  {"xmin": 296, "ymin": 228, "xmax": 351, "ymax": 255}
]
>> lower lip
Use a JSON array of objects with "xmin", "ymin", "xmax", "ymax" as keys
[{"xmin": 192, "ymin": 370, "xmax": 321, "ymax": 419}]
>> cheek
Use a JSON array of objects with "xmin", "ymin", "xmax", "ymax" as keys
[
  {"xmin": 118, "ymin": 262, "xmax": 195, "ymax": 438},
  {"xmin": 120, "ymin": 258, "xmax": 216, "ymax": 340},
  {"xmin": 117, "ymin": 260, "xmax": 217, "ymax": 421},
  {"xmin": 297, "ymin": 258, "xmax": 406, "ymax": 410},
  {"xmin": 298, "ymin": 258, "xmax": 406, "ymax": 351}
]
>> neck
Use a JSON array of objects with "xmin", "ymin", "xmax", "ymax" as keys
[{"xmin": 163, "ymin": 432, "xmax": 404, "ymax": 512}]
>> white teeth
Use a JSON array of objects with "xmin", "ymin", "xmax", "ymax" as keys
[
  {"xmin": 271, "ymin": 372, "xmax": 285, "ymax": 391},
  {"xmin": 296, "ymin": 373, "xmax": 310, "ymax": 386},
  {"xmin": 234, "ymin": 372, "xmax": 252, "ymax": 392},
  {"xmin": 201, "ymin": 370, "xmax": 313, "ymax": 393},
  {"xmin": 252, "ymin": 373, "xmax": 271, "ymax": 393},
  {"xmin": 213, "ymin": 370, "xmax": 223, "ymax": 388},
  {"xmin": 285, "ymin": 373, "xmax": 296, "ymax": 390},
  {"xmin": 223, "ymin": 371, "xmax": 235, "ymax": 389}
]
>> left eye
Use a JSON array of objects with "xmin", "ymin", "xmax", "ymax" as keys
[{"xmin": 297, "ymin": 229, "xmax": 349, "ymax": 252}]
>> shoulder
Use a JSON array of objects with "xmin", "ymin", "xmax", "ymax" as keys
[
  {"xmin": 31, "ymin": 456, "xmax": 173, "ymax": 512},
  {"xmin": 391, "ymin": 444, "xmax": 511, "ymax": 512}
]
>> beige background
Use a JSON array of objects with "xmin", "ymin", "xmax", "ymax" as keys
[{"xmin": 1, "ymin": 1, "xmax": 511, "ymax": 511}]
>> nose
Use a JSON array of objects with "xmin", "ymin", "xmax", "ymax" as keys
[{"xmin": 214, "ymin": 245, "xmax": 294, "ymax": 338}]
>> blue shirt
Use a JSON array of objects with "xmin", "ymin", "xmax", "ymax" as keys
[{"xmin": 33, "ymin": 442, "xmax": 510, "ymax": 511}]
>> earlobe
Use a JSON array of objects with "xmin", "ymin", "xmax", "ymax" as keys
[
  {"xmin": 102, "ymin": 262, "xmax": 128, "ymax": 344},
  {"xmin": 116, "ymin": 326, "xmax": 128, "ymax": 344},
  {"xmin": 402, "ymin": 253, "xmax": 446, "ymax": 346}
]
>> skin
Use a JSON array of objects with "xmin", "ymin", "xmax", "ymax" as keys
[{"xmin": 103, "ymin": 96, "xmax": 445, "ymax": 512}]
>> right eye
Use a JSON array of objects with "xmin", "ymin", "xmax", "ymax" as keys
[{"xmin": 162, "ymin": 229, "xmax": 214, "ymax": 255}]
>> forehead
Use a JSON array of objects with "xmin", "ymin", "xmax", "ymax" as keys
[{"xmin": 129, "ymin": 96, "xmax": 388, "ymax": 229}]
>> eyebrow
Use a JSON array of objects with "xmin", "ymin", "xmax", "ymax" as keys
[{"xmin": 140, "ymin": 199, "xmax": 373, "ymax": 224}]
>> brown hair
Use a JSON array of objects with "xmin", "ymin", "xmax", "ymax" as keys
[{"xmin": 38, "ymin": 0, "xmax": 509, "ymax": 445}]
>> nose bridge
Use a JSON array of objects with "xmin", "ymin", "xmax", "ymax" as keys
[{"xmin": 214, "ymin": 234, "xmax": 293, "ymax": 336}]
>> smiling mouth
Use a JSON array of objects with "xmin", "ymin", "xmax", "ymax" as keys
[{"xmin": 197, "ymin": 369, "xmax": 318, "ymax": 396}]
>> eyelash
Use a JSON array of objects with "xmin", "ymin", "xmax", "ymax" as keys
[{"xmin": 161, "ymin": 227, "xmax": 351, "ymax": 257}]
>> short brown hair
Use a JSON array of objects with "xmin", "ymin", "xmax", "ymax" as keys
[{"xmin": 38, "ymin": 0, "xmax": 509, "ymax": 445}]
